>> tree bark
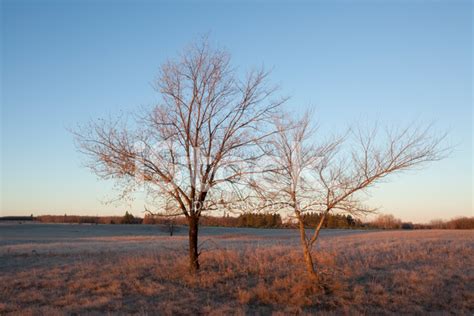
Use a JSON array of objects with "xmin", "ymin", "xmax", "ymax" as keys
[
  {"xmin": 297, "ymin": 215, "xmax": 318, "ymax": 278},
  {"xmin": 188, "ymin": 215, "xmax": 200, "ymax": 272}
]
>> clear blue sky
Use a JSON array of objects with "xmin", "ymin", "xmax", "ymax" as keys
[{"xmin": 1, "ymin": 0, "xmax": 472, "ymax": 222}]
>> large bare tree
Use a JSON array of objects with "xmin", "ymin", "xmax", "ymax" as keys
[
  {"xmin": 251, "ymin": 114, "xmax": 446, "ymax": 278},
  {"xmin": 74, "ymin": 39, "xmax": 284, "ymax": 272}
]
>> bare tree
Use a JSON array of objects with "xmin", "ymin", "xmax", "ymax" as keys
[
  {"xmin": 74, "ymin": 39, "xmax": 284, "ymax": 272},
  {"xmin": 144, "ymin": 197, "xmax": 180, "ymax": 236},
  {"xmin": 371, "ymin": 214, "xmax": 402, "ymax": 229},
  {"xmin": 251, "ymin": 114, "xmax": 446, "ymax": 278}
]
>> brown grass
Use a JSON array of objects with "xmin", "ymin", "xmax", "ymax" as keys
[{"xmin": 1, "ymin": 230, "xmax": 473, "ymax": 315}]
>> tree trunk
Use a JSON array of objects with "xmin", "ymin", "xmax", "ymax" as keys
[
  {"xmin": 297, "ymin": 215, "xmax": 317, "ymax": 278},
  {"xmin": 188, "ymin": 215, "xmax": 200, "ymax": 272}
]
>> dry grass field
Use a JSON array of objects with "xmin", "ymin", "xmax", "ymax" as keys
[{"xmin": 0, "ymin": 224, "xmax": 472, "ymax": 315}]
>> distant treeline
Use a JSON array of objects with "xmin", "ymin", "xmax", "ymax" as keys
[
  {"xmin": 36, "ymin": 212, "xmax": 141, "ymax": 225},
  {"xmin": 145, "ymin": 212, "xmax": 360, "ymax": 229},
  {"xmin": 301, "ymin": 213, "xmax": 363, "ymax": 229},
  {"xmin": 368, "ymin": 214, "xmax": 474, "ymax": 230},
  {"xmin": 143, "ymin": 213, "xmax": 284, "ymax": 228},
  {"xmin": 32, "ymin": 213, "xmax": 474, "ymax": 230},
  {"xmin": 423, "ymin": 217, "xmax": 474, "ymax": 230},
  {"xmin": 0, "ymin": 216, "xmax": 34, "ymax": 221}
]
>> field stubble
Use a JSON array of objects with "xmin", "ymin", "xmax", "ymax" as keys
[{"xmin": 0, "ymin": 227, "xmax": 472, "ymax": 315}]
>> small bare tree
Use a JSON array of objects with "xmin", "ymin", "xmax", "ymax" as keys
[
  {"xmin": 74, "ymin": 39, "xmax": 284, "ymax": 272},
  {"xmin": 144, "ymin": 197, "xmax": 180, "ymax": 236},
  {"xmin": 252, "ymin": 114, "xmax": 446, "ymax": 278}
]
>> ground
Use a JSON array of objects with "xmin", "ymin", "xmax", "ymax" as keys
[{"xmin": 1, "ymin": 223, "xmax": 473, "ymax": 315}]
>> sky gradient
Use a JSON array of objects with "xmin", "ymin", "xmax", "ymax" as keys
[{"xmin": 1, "ymin": 0, "xmax": 472, "ymax": 222}]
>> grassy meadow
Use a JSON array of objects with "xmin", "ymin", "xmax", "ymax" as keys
[{"xmin": 0, "ymin": 224, "xmax": 472, "ymax": 315}]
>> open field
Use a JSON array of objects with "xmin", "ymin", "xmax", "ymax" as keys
[{"xmin": 1, "ymin": 223, "xmax": 473, "ymax": 315}]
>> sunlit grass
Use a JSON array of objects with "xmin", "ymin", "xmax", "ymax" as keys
[{"xmin": 1, "ymin": 230, "xmax": 472, "ymax": 314}]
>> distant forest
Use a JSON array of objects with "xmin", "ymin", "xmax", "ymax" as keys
[{"xmin": 19, "ymin": 212, "xmax": 474, "ymax": 230}]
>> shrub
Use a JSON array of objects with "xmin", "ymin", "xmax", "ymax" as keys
[{"xmin": 401, "ymin": 222, "xmax": 414, "ymax": 230}]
